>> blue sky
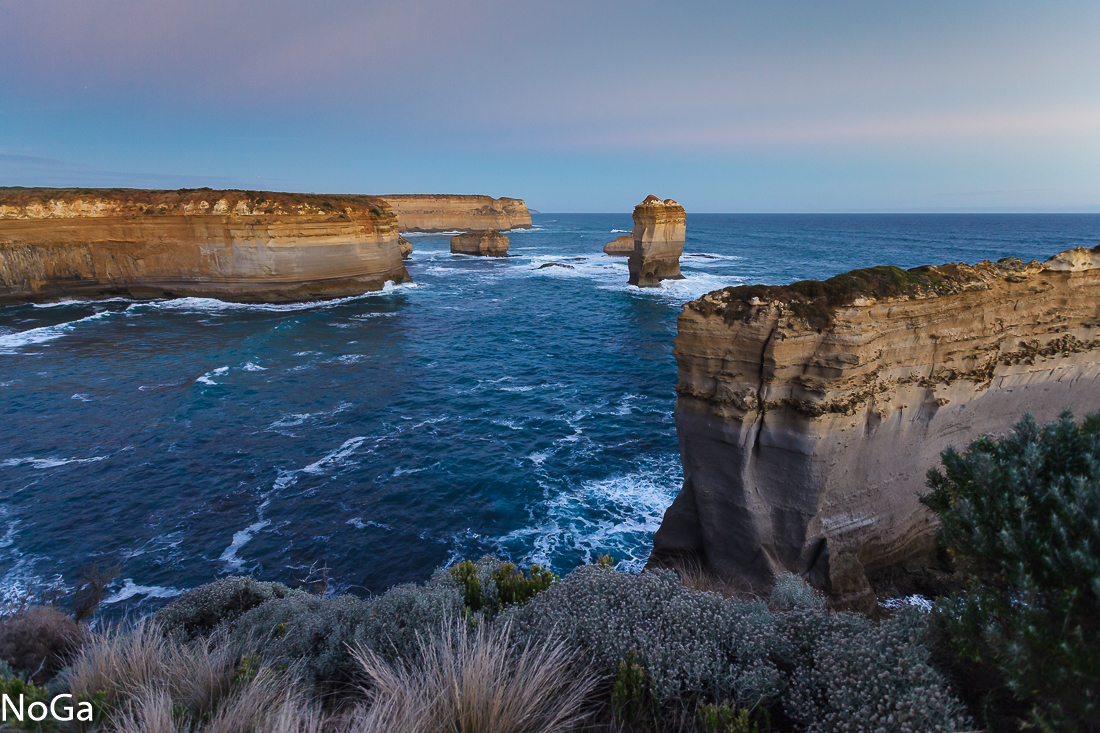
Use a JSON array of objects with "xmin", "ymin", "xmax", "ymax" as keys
[{"xmin": 1, "ymin": 0, "xmax": 1097, "ymax": 212}]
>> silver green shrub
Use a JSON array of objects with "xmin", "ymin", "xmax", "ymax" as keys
[
  {"xmin": 506, "ymin": 566, "xmax": 969, "ymax": 732},
  {"xmin": 503, "ymin": 565, "xmax": 782, "ymax": 705},
  {"xmin": 782, "ymin": 608, "xmax": 971, "ymax": 733},
  {"xmin": 229, "ymin": 593, "xmax": 365, "ymax": 683},
  {"xmin": 351, "ymin": 570, "xmax": 466, "ymax": 661},
  {"xmin": 154, "ymin": 576, "xmax": 309, "ymax": 637}
]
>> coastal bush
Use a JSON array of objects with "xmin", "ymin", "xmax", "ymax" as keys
[
  {"xmin": 922, "ymin": 410, "xmax": 1100, "ymax": 731},
  {"xmin": 780, "ymin": 608, "xmax": 970, "ymax": 733},
  {"xmin": 0, "ymin": 605, "xmax": 88, "ymax": 683},
  {"xmin": 505, "ymin": 565, "xmax": 969, "ymax": 731},
  {"xmin": 504, "ymin": 565, "xmax": 782, "ymax": 705},
  {"xmin": 155, "ymin": 576, "xmax": 309, "ymax": 638},
  {"xmin": 346, "ymin": 618, "xmax": 595, "ymax": 733},
  {"xmin": 450, "ymin": 555, "xmax": 558, "ymax": 614},
  {"xmin": 229, "ymin": 593, "xmax": 364, "ymax": 685}
]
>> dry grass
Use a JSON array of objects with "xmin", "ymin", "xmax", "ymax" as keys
[
  {"xmin": 347, "ymin": 618, "xmax": 596, "ymax": 733},
  {"xmin": 63, "ymin": 618, "xmax": 324, "ymax": 732}
]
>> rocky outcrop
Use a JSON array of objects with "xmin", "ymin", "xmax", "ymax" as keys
[
  {"xmin": 604, "ymin": 234, "xmax": 634, "ymax": 256},
  {"xmin": 380, "ymin": 195, "xmax": 531, "ymax": 233},
  {"xmin": 450, "ymin": 229, "xmax": 509, "ymax": 256},
  {"xmin": 628, "ymin": 196, "xmax": 686, "ymax": 287},
  {"xmin": 649, "ymin": 249, "xmax": 1100, "ymax": 610},
  {"xmin": 398, "ymin": 235, "xmax": 413, "ymax": 259},
  {"xmin": 0, "ymin": 188, "xmax": 411, "ymax": 304}
]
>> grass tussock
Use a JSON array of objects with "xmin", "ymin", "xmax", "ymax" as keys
[
  {"xmin": 347, "ymin": 618, "xmax": 595, "ymax": 733},
  {"xmin": 63, "ymin": 618, "xmax": 322, "ymax": 732}
]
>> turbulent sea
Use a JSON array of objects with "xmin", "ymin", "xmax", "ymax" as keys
[{"xmin": 2, "ymin": 213, "xmax": 1098, "ymax": 612}]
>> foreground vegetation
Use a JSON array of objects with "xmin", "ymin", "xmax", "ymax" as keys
[{"xmin": 1, "ymin": 410, "xmax": 1097, "ymax": 731}]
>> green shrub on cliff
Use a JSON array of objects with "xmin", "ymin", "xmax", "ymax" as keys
[{"xmin": 922, "ymin": 410, "xmax": 1100, "ymax": 731}]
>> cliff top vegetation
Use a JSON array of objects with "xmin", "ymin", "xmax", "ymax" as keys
[
  {"xmin": 0, "ymin": 187, "xmax": 392, "ymax": 219},
  {"xmin": 689, "ymin": 255, "xmax": 1042, "ymax": 328}
]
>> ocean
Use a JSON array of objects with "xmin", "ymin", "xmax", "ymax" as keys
[{"xmin": 2, "ymin": 213, "xmax": 1098, "ymax": 612}]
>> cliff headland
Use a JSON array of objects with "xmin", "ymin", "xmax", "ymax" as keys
[
  {"xmin": 0, "ymin": 188, "xmax": 410, "ymax": 304},
  {"xmin": 650, "ymin": 248, "xmax": 1100, "ymax": 610},
  {"xmin": 380, "ymin": 194, "xmax": 532, "ymax": 233}
]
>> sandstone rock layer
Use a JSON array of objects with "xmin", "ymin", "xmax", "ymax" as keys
[
  {"xmin": 649, "ymin": 250, "xmax": 1100, "ymax": 610},
  {"xmin": 0, "ymin": 188, "xmax": 410, "ymax": 304},
  {"xmin": 381, "ymin": 195, "xmax": 531, "ymax": 233},
  {"xmin": 628, "ymin": 196, "xmax": 686, "ymax": 287},
  {"xmin": 450, "ymin": 229, "xmax": 509, "ymax": 256},
  {"xmin": 604, "ymin": 234, "xmax": 634, "ymax": 256}
]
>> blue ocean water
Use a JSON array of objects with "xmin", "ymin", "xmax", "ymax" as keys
[{"xmin": 1, "ymin": 214, "xmax": 1098, "ymax": 611}]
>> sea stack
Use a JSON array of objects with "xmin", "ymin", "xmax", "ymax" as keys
[
  {"xmin": 398, "ymin": 235, "xmax": 413, "ymax": 259},
  {"xmin": 0, "ymin": 188, "xmax": 410, "ymax": 304},
  {"xmin": 450, "ymin": 229, "xmax": 509, "ymax": 256},
  {"xmin": 627, "ymin": 195, "xmax": 686, "ymax": 287},
  {"xmin": 648, "ymin": 249, "xmax": 1100, "ymax": 611},
  {"xmin": 603, "ymin": 234, "xmax": 634, "ymax": 256}
]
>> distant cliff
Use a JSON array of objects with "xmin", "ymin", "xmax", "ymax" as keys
[
  {"xmin": 380, "ymin": 195, "xmax": 531, "ymax": 233},
  {"xmin": 0, "ymin": 188, "xmax": 410, "ymax": 304},
  {"xmin": 650, "ymin": 248, "xmax": 1100, "ymax": 610}
]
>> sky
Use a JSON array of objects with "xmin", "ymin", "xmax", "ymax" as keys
[{"xmin": 1, "ymin": 0, "xmax": 1098, "ymax": 212}]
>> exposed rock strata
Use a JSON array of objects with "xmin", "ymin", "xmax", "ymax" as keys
[
  {"xmin": 450, "ymin": 229, "xmax": 509, "ymax": 256},
  {"xmin": 0, "ymin": 188, "xmax": 410, "ymax": 304},
  {"xmin": 398, "ymin": 235, "xmax": 413, "ymax": 259},
  {"xmin": 649, "ymin": 249, "xmax": 1100, "ymax": 610},
  {"xmin": 604, "ymin": 234, "xmax": 634, "ymax": 256},
  {"xmin": 628, "ymin": 196, "xmax": 686, "ymax": 287},
  {"xmin": 380, "ymin": 195, "xmax": 531, "ymax": 233}
]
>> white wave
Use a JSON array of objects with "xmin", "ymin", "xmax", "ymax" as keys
[
  {"xmin": 242, "ymin": 362, "xmax": 266, "ymax": 372},
  {"xmin": 0, "ymin": 520, "xmax": 19, "ymax": 549},
  {"xmin": 347, "ymin": 517, "xmax": 392, "ymax": 530},
  {"xmin": 500, "ymin": 385, "xmax": 536, "ymax": 392},
  {"xmin": 879, "ymin": 594, "xmax": 934, "ymax": 612},
  {"xmin": 496, "ymin": 456, "xmax": 681, "ymax": 572},
  {"xmin": 527, "ymin": 451, "xmax": 551, "ymax": 465},
  {"xmin": 274, "ymin": 436, "xmax": 369, "ymax": 491},
  {"xmin": 0, "ymin": 310, "xmax": 113, "ymax": 353},
  {"xmin": 494, "ymin": 419, "xmax": 524, "ymax": 430},
  {"xmin": 71, "ymin": 393, "xmax": 92, "ymax": 401},
  {"xmin": 335, "ymin": 354, "xmax": 368, "ymax": 364},
  {"xmin": 269, "ymin": 402, "xmax": 352, "ymax": 430},
  {"xmin": 400, "ymin": 230, "xmax": 466, "ymax": 237},
  {"xmin": 219, "ymin": 519, "xmax": 271, "ymax": 572},
  {"xmin": 103, "ymin": 579, "xmax": 185, "ymax": 604},
  {"xmin": 31, "ymin": 297, "xmax": 133, "ymax": 308},
  {"xmin": 2, "ymin": 455, "xmax": 107, "ymax": 469},
  {"xmin": 610, "ymin": 229, "xmax": 631, "ymax": 233},
  {"xmin": 197, "ymin": 366, "xmax": 229, "ymax": 386}
]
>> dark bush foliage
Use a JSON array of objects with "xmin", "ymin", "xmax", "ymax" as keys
[
  {"xmin": 154, "ymin": 576, "xmax": 309, "ymax": 637},
  {"xmin": 922, "ymin": 410, "xmax": 1100, "ymax": 731},
  {"xmin": 0, "ymin": 606, "xmax": 88, "ymax": 683}
]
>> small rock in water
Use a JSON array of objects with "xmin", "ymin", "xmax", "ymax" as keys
[{"xmin": 536, "ymin": 262, "xmax": 575, "ymax": 270}]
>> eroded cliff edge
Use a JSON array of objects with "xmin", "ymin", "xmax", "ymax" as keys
[
  {"xmin": 649, "ymin": 248, "xmax": 1100, "ymax": 610},
  {"xmin": 379, "ymin": 194, "xmax": 531, "ymax": 233},
  {"xmin": 0, "ymin": 188, "xmax": 410, "ymax": 304}
]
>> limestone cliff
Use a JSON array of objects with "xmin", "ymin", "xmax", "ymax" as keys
[
  {"xmin": 0, "ymin": 188, "xmax": 410, "ymax": 304},
  {"xmin": 628, "ymin": 196, "xmax": 686, "ymax": 287},
  {"xmin": 604, "ymin": 234, "xmax": 634, "ymax": 256},
  {"xmin": 649, "ymin": 249, "xmax": 1100, "ymax": 610},
  {"xmin": 380, "ymin": 195, "xmax": 531, "ymax": 233},
  {"xmin": 450, "ymin": 229, "xmax": 509, "ymax": 256}
]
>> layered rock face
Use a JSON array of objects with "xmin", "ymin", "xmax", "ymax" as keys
[
  {"xmin": 0, "ymin": 188, "xmax": 410, "ymax": 304},
  {"xmin": 380, "ymin": 195, "xmax": 532, "ymax": 233},
  {"xmin": 604, "ymin": 234, "xmax": 634, "ymax": 256},
  {"xmin": 398, "ymin": 235, "xmax": 413, "ymax": 259},
  {"xmin": 650, "ymin": 249, "xmax": 1100, "ymax": 610},
  {"xmin": 450, "ymin": 229, "xmax": 509, "ymax": 256},
  {"xmin": 628, "ymin": 196, "xmax": 686, "ymax": 287}
]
